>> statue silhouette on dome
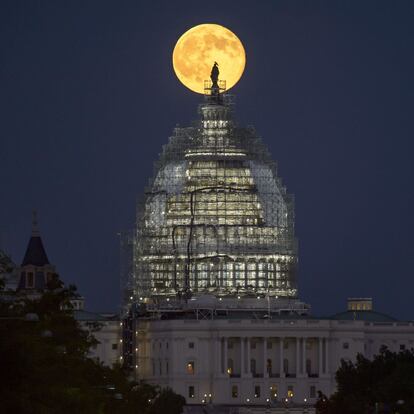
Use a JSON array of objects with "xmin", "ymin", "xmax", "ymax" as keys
[{"xmin": 210, "ymin": 62, "xmax": 219, "ymax": 88}]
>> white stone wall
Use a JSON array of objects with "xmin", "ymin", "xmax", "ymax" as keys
[
  {"xmin": 85, "ymin": 320, "xmax": 122, "ymax": 367},
  {"xmin": 133, "ymin": 318, "xmax": 414, "ymax": 406}
]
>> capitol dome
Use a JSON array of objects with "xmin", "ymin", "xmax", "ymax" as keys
[{"xmin": 128, "ymin": 94, "xmax": 298, "ymax": 303}]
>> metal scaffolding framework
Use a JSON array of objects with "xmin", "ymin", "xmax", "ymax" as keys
[{"xmin": 122, "ymin": 89, "xmax": 298, "ymax": 310}]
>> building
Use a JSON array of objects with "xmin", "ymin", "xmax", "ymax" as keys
[
  {"xmin": 122, "ymin": 80, "xmax": 414, "ymax": 411},
  {"xmin": 0, "ymin": 213, "xmax": 122, "ymax": 367},
  {"xmin": 16, "ymin": 212, "xmax": 57, "ymax": 296},
  {"xmin": 124, "ymin": 83, "xmax": 297, "ymax": 306},
  {"xmin": 74, "ymin": 309, "xmax": 122, "ymax": 366}
]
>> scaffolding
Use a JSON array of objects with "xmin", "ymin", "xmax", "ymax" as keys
[{"xmin": 124, "ymin": 88, "xmax": 298, "ymax": 310}]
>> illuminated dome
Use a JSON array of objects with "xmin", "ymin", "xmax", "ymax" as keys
[{"xmin": 128, "ymin": 93, "xmax": 297, "ymax": 303}]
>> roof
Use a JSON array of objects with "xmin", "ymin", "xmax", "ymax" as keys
[
  {"xmin": 74, "ymin": 310, "xmax": 119, "ymax": 322},
  {"xmin": 330, "ymin": 310, "xmax": 397, "ymax": 322},
  {"xmin": 21, "ymin": 236, "xmax": 50, "ymax": 266}
]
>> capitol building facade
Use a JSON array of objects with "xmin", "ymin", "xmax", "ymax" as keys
[{"xmin": 121, "ymin": 86, "xmax": 414, "ymax": 411}]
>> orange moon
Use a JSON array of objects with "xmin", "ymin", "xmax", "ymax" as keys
[{"xmin": 172, "ymin": 24, "xmax": 246, "ymax": 94}]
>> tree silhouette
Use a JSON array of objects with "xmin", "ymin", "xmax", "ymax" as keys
[{"xmin": 316, "ymin": 347, "xmax": 414, "ymax": 414}]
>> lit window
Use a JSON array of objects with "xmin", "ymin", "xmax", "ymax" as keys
[
  {"xmin": 287, "ymin": 386, "xmax": 294, "ymax": 398},
  {"xmin": 188, "ymin": 386, "xmax": 195, "ymax": 398},
  {"xmin": 270, "ymin": 385, "xmax": 278, "ymax": 399},
  {"xmin": 227, "ymin": 358, "xmax": 234, "ymax": 375},
  {"xmin": 187, "ymin": 361, "xmax": 195, "ymax": 374}
]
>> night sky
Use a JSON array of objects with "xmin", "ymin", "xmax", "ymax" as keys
[{"xmin": 1, "ymin": 1, "xmax": 413, "ymax": 319}]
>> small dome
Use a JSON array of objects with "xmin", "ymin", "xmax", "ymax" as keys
[{"xmin": 330, "ymin": 310, "xmax": 397, "ymax": 322}]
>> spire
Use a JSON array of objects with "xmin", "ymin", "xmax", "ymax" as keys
[
  {"xmin": 21, "ymin": 211, "xmax": 50, "ymax": 266},
  {"xmin": 32, "ymin": 210, "xmax": 40, "ymax": 237}
]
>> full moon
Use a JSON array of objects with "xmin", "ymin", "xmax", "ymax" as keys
[{"xmin": 172, "ymin": 24, "xmax": 246, "ymax": 94}]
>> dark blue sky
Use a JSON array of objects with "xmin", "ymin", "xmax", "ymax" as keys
[{"xmin": 1, "ymin": 1, "xmax": 413, "ymax": 319}]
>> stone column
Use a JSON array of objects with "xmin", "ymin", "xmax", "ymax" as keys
[
  {"xmin": 302, "ymin": 337, "xmax": 307, "ymax": 376},
  {"xmin": 263, "ymin": 337, "xmax": 268, "ymax": 377},
  {"xmin": 223, "ymin": 337, "xmax": 228, "ymax": 374},
  {"xmin": 318, "ymin": 337, "xmax": 323, "ymax": 376},
  {"xmin": 325, "ymin": 338, "xmax": 329, "ymax": 375},
  {"xmin": 214, "ymin": 337, "xmax": 221, "ymax": 375},
  {"xmin": 240, "ymin": 337, "xmax": 245, "ymax": 376},
  {"xmin": 246, "ymin": 337, "xmax": 251, "ymax": 375},
  {"xmin": 279, "ymin": 337, "xmax": 285, "ymax": 377},
  {"xmin": 295, "ymin": 337, "xmax": 300, "ymax": 377}
]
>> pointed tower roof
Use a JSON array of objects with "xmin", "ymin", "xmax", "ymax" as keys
[{"xmin": 21, "ymin": 211, "xmax": 50, "ymax": 266}]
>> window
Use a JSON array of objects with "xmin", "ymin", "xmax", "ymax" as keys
[
  {"xmin": 228, "ymin": 340, "xmax": 234, "ymax": 349},
  {"xmin": 188, "ymin": 342, "xmax": 194, "ymax": 349},
  {"xmin": 310, "ymin": 385, "xmax": 316, "ymax": 398},
  {"xmin": 287, "ymin": 385, "xmax": 294, "ymax": 398},
  {"xmin": 400, "ymin": 344, "xmax": 406, "ymax": 351},
  {"xmin": 187, "ymin": 361, "xmax": 195, "ymax": 374},
  {"xmin": 283, "ymin": 358, "xmax": 289, "ymax": 374},
  {"xmin": 250, "ymin": 359, "xmax": 256, "ymax": 375},
  {"xmin": 251, "ymin": 340, "xmax": 256, "ymax": 350},
  {"xmin": 159, "ymin": 360, "xmax": 162, "ymax": 375},
  {"xmin": 188, "ymin": 386, "xmax": 195, "ymax": 398},
  {"xmin": 283, "ymin": 340, "xmax": 289, "ymax": 349},
  {"xmin": 266, "ymin": 358, "xmax": 272, "ymax": 374},
  {"xmin": 254, "ymin": 385, "xmax": 261, "ymax": 398},
  {"xmin": 166, "ymin": 361, "xmax": 169, "ymax": 374},
  {"xmin": 267, "ymin": 340, "xmax": 272, "ymax": 349},
  {"xmin": 26, "ymin": 272, "xmax": 34, "ymax": 288},
  {"xmin": 112, "ymin": 343, "xmax": 118, "ymax": 350},
  {"xmin": 306, "ymin": 359, "xmax": 312, "ymax": 375},
  {"xmin": 343, "ymin": 342, "xmax": 349, "ymax": 350},
  {"xmin": 231, "ymin": 385, "xmax": 238, "ymax": 398},
  {"xmin": 270, "ymin": 385, "xmax": 278, "ymax": 399},
  {"xmin": 227, "ymin": 358, "xmax": 234, "ymax": 375}
]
